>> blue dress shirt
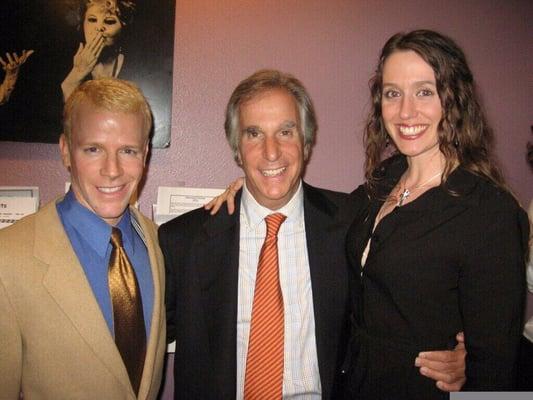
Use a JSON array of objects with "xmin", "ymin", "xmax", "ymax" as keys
[{"xmin": 57, "ymin": 190, "xmax": 154, "ymax": 338}]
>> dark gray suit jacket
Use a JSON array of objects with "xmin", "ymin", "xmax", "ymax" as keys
[{"xmin": 159, "ymin": 182, "xmax": 364, "ymax": 399}]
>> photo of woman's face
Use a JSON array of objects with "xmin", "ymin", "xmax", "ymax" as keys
[{"xmin": 83, "ymin": 4, "xmax": 123, "ymax": 46}]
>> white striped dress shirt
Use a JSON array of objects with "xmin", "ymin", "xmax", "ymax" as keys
[{"xmin": 236, "ymin": 180, "xmax": 322, "ymax": 399}]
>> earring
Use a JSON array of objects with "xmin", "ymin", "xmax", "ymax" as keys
[
  {"xmin": 385, "ymin": 136, "xmax": 390, "ymax": 148},
  {"xmin": 453, "ymin": 137, "xmax": 459, "ymax": 147}
]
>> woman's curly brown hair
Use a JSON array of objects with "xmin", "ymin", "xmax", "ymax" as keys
[{"xmin": 364, "ymin": 29, "xmax": 507, "ymax": 195}]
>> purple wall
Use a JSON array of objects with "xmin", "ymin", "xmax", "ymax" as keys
[
  {"xmin": 1, "ymin": 1, "xmax": 531, "ymax": 398},
  {"xmin": 1, "ymin": 0, "xmax": 531, "ymax": 209}
]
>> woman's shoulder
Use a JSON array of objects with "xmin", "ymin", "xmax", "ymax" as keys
[{"xmin": 454, "ymin": 169, "xmax": 521, "ymax": 211}]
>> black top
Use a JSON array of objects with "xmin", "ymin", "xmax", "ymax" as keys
[{"xmin": 345, "ymin": 155, "xmax": 529, "ymax": 399}]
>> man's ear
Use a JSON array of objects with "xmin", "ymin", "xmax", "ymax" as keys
[
  {"xmin": 303, "ymin": 143, "xmax": 312, "ymax": 161},
  {"xmin": 59, "ymin": 134, "xmax": 71, "ymax": 169},
  {"xmin": 142, "ymin": 141, "xmax": 150, "ymax": 166},
  {"xmin": 235, "ymin": 148, "xmax": 243, "ymax": 166}
]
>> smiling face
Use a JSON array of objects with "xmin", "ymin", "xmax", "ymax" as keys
[
  {"xmin": 83, "ymin": 2, "xmax": 123, "ymax": 47},
  {"xmin": 237, "ymin": 88, "xmax": 305, "ymax": 210},
  {"xmin": 59, "ymin": 102, "xmax": 148, "ymax": 226},
  {"xmin": 381, "ymin": 50, "xmax": 443, "ymax": 161}
]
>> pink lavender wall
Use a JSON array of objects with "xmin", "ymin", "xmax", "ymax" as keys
[{"xmin": 1, "ymin": 1, "xmax": 531, "ymax": 398}]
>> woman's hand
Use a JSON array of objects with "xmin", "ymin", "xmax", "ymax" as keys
[
  {"xmin": 72, "ymin": 33, "xmax": 105, "ymax": 77},
  {"xmin": 61, "ymin": 33, "xmax": 104, "ymax": 100},
  {"xmin": 204, "ymin": 177, "xmax": 244, "ymax": 215}
]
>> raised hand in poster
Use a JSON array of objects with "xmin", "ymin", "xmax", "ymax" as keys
[{"xmin": 0, "ymin": 50, "xmax": 34, "ymax": 105}]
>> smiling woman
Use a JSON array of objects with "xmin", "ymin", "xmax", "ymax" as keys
[
  {"xmin": 343, "ymin": 29, "xmax": 529, "ymax": 398},
  {"xmin": 61, "ymin": 0, "xmax": 136, "ymax": 101}
]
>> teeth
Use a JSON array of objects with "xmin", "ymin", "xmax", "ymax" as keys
[
  {"xmin": 399, "ymin": 125, "xmax": 426, "ymax": 135},
  {"xmin": 98, "ymin": 186, "xmax": 122, "ymax": 193},
  {"xmin": 262, "ymin": 167, "xmax": 285, "ymax": 177}
]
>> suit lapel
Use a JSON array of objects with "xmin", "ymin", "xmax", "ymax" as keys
[
  {"xmin": 131, "ymin": 208, "xmax": 165, "ymax": 399},
  {"xmin": 35, "ymin": 200, "xmax": 133, "ymax": 395},
  {"xmin": 302, "ymin": 183, "xmax": 347, "ymax": 398},
  {"xmin": 197, "ymin": 194, "xmax": 241, "ymax": 398}
]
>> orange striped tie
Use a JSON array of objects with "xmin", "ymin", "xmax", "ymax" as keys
[{"xmin": 244, "ymin": 213, "xmax": 286, "ymax": 400}]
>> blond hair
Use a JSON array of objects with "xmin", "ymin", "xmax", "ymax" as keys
[{"xmin": 63, "ymin": 78, "xmax": 152, "ymax": 143}]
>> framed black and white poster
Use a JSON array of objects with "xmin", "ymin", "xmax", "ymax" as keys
[{"xmin": 0, "ymin": 0, "xmax": 175, "ymax": 148}]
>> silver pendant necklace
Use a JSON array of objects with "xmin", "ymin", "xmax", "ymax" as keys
[{"xmin": 397, "ymin": 171, "xmax": 442, "ymax": 206}]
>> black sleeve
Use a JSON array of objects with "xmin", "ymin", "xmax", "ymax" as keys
[{"xmin": 460, "ymin": 195, "xmax": 529, "ymax": 390}]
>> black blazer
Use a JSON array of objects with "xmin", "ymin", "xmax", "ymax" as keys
[
  {"xmin": 159, "ymin": 183, "xmax": 364, "ymax": 399},
  {"xmin": 344, "ymin": 156, "xmax": 529, "ymax": 399}
]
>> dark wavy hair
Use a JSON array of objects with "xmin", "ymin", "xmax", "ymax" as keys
[{"xmin": 364, "ymin": 29, "xmax": 507, "ymax": 194}]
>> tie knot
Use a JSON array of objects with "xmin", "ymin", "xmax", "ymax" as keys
[
  {"xmin": 110, "ymin": 227, "xmax": 123, "ymax": 248},
  {"xmin": 265, "ymin": 213, "xmax": 286, "ymax": 237}
]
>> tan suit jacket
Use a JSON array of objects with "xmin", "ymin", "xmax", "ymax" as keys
[{"xmin": 0, "ymin": 198, "xmax": 166, "ymax": 399}]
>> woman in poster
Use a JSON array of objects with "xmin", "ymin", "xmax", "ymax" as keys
[{"xmin": 61, "ymin": 0, "xmax": 135, "ymax": 100}]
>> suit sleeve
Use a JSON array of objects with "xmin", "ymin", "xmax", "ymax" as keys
[
  {"xmin": 459, "ymin": 198, "xmax": 528, "ymax": 390},
  {"xmin": 158, "ymin": 224, "xmax": 177, "ymax": 344},
  {"xmin": 0, "ymin": 276, "xmax": 22, "ymax": 399}
]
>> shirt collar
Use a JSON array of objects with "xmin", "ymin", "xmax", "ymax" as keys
[
  {"xmin": 241, "ymin": 179, "xmax": 304, "ymax": 229},
  {"xmin": 57, "ymin": 190, "xmax": 135, "ymax": 256}
]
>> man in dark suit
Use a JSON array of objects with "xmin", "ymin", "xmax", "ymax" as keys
[{"xmin": 160, "ymin": 69, "xmax": 465, "ymax": 399}]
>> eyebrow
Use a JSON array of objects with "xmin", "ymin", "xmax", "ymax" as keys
[
  {"xmin": 382, "ymin": 80, "xmax": 436, "ymax": 87},
  {"xmin": 280, "ymin": 121, "xmax": 297, "ymax": 129},
  {"xmin": 242, "ymin": 126, "xmax": 261, "ymax": 134}
]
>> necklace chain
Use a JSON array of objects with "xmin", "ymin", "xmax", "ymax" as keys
[{"xmin": 397, "ymin": 171, "xmax": 442, "ymax": 206}]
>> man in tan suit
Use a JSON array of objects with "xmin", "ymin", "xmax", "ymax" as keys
[{"xmin": 0, "ymin": 78, "xmax": 166, "ymax": 399}]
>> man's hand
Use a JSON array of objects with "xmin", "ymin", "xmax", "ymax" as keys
[
  {"xmin": 415, "ymin": 332, "xmax": 466, "ymax": 392},
  {"xmin": 204, "ymin": 177, "xmax": 244, "ymax": 215}
]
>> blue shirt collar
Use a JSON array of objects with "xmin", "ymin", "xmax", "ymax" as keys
[{"xmin": 57, "ymin": 190, "xmax": 135, "ymax": 257}]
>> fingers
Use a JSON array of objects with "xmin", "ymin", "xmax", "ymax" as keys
[
  {"xmin": 19, "ymin": 49, "xmax": 34, "ymax": 64},
  {"xmin": 204, "ymin": 195, "xmax": 220, "ymax": 211},
  {"xmin": 204, "ymin": 177, "xmax": 244, "ymax": 215},
  {"xmin": 419, "ymin": 365, "xmax": 458, "ymax": 384},
  {"xmin": 418, "ymin": 360, "xmax": 465, "ymax": 391},
  {"xmin": 435, "ymin": 377, "xmax": 465, "ymax": 392},
  {"xmin": 417, "ymin": 350, "xmax": 455, "ymax": 363},
  {"xmin": 6, "ymin": 52, "xmax": 14, "ymax": 65},
  {"xmin": 75, "ymin": 42, "xmax": 84, "ymax": 56},
  {"xmin": 416, "ymin": 353, "xmax": 462, "ymax": 370},
  {"xmin": 0, "ymin": 50, "xmax": 34, "ymax": 73},
  {"xmin": 73, "ymin": 37, "xmax": 103, "ymax": 73},
  {"xmin": 88, "ymin": 32, "xmax": 105, "ymax": 54},
  {"xmin": 415, "ymin": 346, "xmax": 466, "ymax": 392},
  {"xmin": 205, "ymin": 185, "xmax": 235, "ymax": 215}
]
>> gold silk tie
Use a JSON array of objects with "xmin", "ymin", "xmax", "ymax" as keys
[
  {"xmin": 244, "ymin": 213, "xmax": 287, "ymax": 400},
  {"xmin": 108, "ymin": 227, "xmax": 146, "ymax": 395}
]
